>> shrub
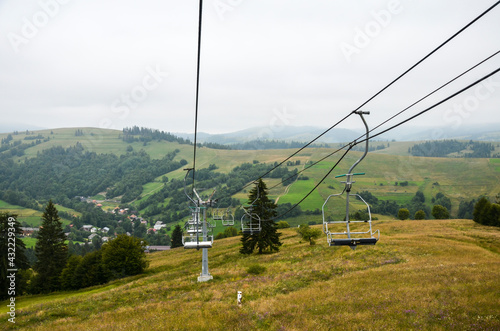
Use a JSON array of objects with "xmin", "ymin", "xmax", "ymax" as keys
[
  {"xmin": 432, "ymin": 205, "xmax": 450, "ymax": 220},
  {"xmin": 414, "ymin": 210, "xmax": 426, "ymax": 220},
  {"xmin": 276, "ymin": 221, "xmax": 290, "ymax": 229},
  {"xmin": 101, "ymin": 235, "xmax": 148, "ymax": 279},
  {"xmin": 398, "ymin": 208, "xmax": 410, "ymax": 220},
  {"xmin": 296, "ymin": 224, "xmax": 322, "ymax": 245}
]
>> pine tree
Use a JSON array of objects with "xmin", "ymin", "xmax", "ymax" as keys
[
  {"xmin": 171, "ymin": 224, "xmax": 183, "ymax": 248},
  {"xmin": 473, "ymin": 197, "xmax": 491, "ymax": 225},
  {"xmin": 33, "ymin": 200, "xmax": 68, "ymax": 293},
  {"xmin": 240, "ymin": 179, "xmax": 282, "ymax": 254}
]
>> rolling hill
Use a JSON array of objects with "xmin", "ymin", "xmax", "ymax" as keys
[
  {"xmin": 1, "ymin": 127, "xmax": 500, "ymax": 329},
  {"xmin": 1, "ymin": 127, "xmax": 500, "ymax": 230}
]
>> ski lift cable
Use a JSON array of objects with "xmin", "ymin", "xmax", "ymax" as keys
[
  {"xmin": 188, "ymin": 1, "xmax": 500, "ymax": 217},
  {"xmin": 267, "ymin": 145, "xmax": 349, "ymax": 191},
  {"xmin": 270, "ymin": 49, "xmax": 500, "ymax": 191},
  {"xmin": 271, "ymin": 144, "xmax": 353, "ymax": 220},
  {"xmin": 191, "ymin": 0, "xmax": 204, "ymax": 192},
  {"xmin": 351, "ymin": 0, "xmax": 500, "ymax": 113},
  {"xmin": 242, "ymin": 0, "xmax": 500, "ymax": 191},
  {"xmin": 240, "ymin": 112, "xmax": 355, "ymax": 191},
  {"xmin": 363, "ymin": 49, "xmax": 500, "ymax": 142},
  {"xmin": 360, "ymin": 67, "xmax": 500, "ymax": 143},
  {"xmin": 263, "ymin": 65, "xmax": 500, "ymax": 222}
]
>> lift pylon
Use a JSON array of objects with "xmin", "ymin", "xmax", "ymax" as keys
[{"xmin": 182, "ymin": 168, "xmax": 214, "ymax": 282}]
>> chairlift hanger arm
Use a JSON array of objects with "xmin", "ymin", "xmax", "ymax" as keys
[
  {"xmin": 347, "ymin": 111, "xmax": 370, "ymax": 175},
  {"xmin": 183, "ymin": 168, "xmax": 197, "ymax": 205}
]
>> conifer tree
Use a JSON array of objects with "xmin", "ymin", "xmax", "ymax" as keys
[
  {"xmin": 240, "ymin": 179, "xmax": 282, "ymax": 254},
  {"xmin": 33, "ymin": 200, "xmax": 68, "ymax": 293},
  {"xmin": 171, "ymin": 224, "xmax": 183, "ymax": 248}
]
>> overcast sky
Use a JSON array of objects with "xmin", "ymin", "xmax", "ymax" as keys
[{"xmin": 1, "ymin": 0, "xmax": 499, "ymax": 135}]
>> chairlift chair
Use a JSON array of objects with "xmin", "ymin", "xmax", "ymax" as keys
[
  {"xmin": 322, "ymin": 188, "xmax": 379, "ymax": 249},
  {"xmin": 182, "ymin": 234, "xmax": 213, "ymax": 249},
  {"xmin": 221, "ymin": 207, "xmax": 235, "ymax": 226},
  {"xmin": 240, "ymin": 184, "xmax": 262, "ymax": 234},
  {"xmin": 212, "ymin": 207, "xmax": 223, "ymax": 221},
  {"xmin": 241, "ymin": 212, "xmax": 261, "ymax": 234},
  {"xmin": 321, "ymin": 111, "xmax": 379, "ymax": 249}
]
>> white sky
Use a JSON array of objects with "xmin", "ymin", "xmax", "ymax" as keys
[{"xmin": 0, "ymin": 0, "xmax": 499, "ymax": 135}]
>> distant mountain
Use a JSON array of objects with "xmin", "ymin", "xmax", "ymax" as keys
[
  {"xmin": 376, "ymin": 123, "xmax": 500, "ymax": 142},
  {"xmin": 175, "ymin": 126, "xmax": 363, "ymax": 145},
  {"xmin": 174, "ymin": 123, "xmax": 500, "ymax": 144}
]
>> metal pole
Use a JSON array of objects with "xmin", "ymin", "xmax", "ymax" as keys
[
  {"xmin": 198, "ymin": 205, "xmax": 212, "ymax": 282},
  {"xmin": 345, "ymin": 112, "xmax": 369, "ymax": 248},
  {"xmin": 345, "ymin": 175, "xmax": 351, "ymax": 239}
]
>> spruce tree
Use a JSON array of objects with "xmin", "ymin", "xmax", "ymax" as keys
[
  {"xmin": 34, "ymin": 200, "xmax": 68, "ymax": 293},
  {"xmin": 240, "ymin": 179, "xmax": 282, "ymax": 254},
  {"xmin": 171, "ymin": 224, "xmax": 183, "ymax": 248}
]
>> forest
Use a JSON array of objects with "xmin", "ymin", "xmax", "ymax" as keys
[{"xmin": 409, "ymin": 139, "xmax": 499, "ymax": 158}]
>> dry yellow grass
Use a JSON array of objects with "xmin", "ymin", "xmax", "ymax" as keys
[{"xmin": 4, "ymin": 219, "xmax": 500, "ymax": 330}]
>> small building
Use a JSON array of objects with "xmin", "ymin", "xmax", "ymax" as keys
[
  {"xmin": 88, "ymin": 233, "xmax": 100, "ymax": 241},
  {"xmin": 81, "ymin": 225, "xmax": 93, "ymax": 232},
  {"xmin": 20, "ymin": 227, "xmax": 39, "ymax": 237}
]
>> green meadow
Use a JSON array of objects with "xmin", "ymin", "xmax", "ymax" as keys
[{"xmin": 2, "ymin": 219, "xmax": 499, "ymax": 330}]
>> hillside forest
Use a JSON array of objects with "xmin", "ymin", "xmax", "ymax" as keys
[{"xmin": 0, "ymin": 127, "xmax": 499, "ymax": 254}]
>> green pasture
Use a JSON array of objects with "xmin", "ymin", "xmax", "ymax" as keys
[
  {"xmin": 490, "ymin": 158, "xmax": 500, "ymax": 172},
  {"xmin": 21, "ymin": 237, "xmax": 37, "ymax": 248},
  {"xmin": 0, "ymin": 200, "xmax": 73, "ymax": 227}
]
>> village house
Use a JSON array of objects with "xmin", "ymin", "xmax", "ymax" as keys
[
  {"xmin": 20, "ymin": 227, "xmax": 39, "ymax": 237},
  {"xmin": 81, "ymin": 225, "xmax": 93, "ymax": 231},
  {"xmin": 88, "ymin": 233, "xmax": 100, "ymax": 241},
  {"xmin": 154, "ymin": 221, "xmax": 167, "ymax": 231}
]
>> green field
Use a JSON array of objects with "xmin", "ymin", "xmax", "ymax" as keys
[
  {"xmin": 2, "ymin": 127, "xmax": 500, "ymax": 244},
  {"xmin": 3, "ymin": 219, "xmax": 499, "ymax": 330},
  {"xmin": 0, "ymin": 200, "xmax": 74, "ymax": 227},
  {"xmin": 490, "ymin": 158, "xmax": 500, "ymax": 172}
]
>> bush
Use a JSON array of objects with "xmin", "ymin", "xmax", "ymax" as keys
[
  {"xmin": 432, "ymin": 205, "xmax": 450, "ymax": 219},
  {"xmin": 215, "ymin": 227, "xmax": 239, "ymax": 240},
  {"xmin": 276, "ymin": 221, "xmax": 290, "ymax": 229},
  {"xmin": 101, "ymin": 235, "xmax": 148, "ymax": 279},
  {"xmin": 296, "ymin": 224, "xmax": 322, "ymax": 245},
  {"xmin": 414, "ymin": 210, "xmax": 426, "ymax": 220},
  {"xmin": 398, "ymin": 208, "xmax": 410, "ymax": 220},
  {"xmin": 247, "ymin": 264, "xmax": 266, "ymax": 275}
]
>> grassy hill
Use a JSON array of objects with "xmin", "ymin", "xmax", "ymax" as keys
[
  {"xmin": 2, "ymin": 219, "xmax": 499, "ymax": 330},
  {"xmin": 2, "ymin": 127, "xmax": 500, "ymax": 231}
]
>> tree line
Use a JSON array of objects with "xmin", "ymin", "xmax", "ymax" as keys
[
  {"xmin": 0, "ymin": 143, "xmax": 185, "ymax": 204},
  {"xmin": 0, "ymin": 201, "xmax": 148, "ymax": 299},
  {"xmin": 357, "ymin": 190, "xmax": 451, "ymax": 220},
  {"xmin": 409, "ymin": 140, "xmax": 498, "ymax": 158},
  {"xmin": 121, "ymin": 126, "xmax": 229, "ymax": 150},
  {"xmin": 473, "ymin": 196, "xmax": 500, "ymax": 227}
]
